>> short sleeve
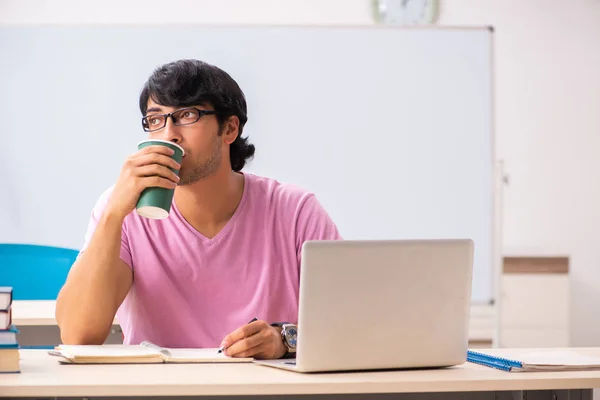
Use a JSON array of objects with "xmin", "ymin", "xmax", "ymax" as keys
[
  {"xmin": 295, "ymin": 194, "xmax": 342, "ymax": 266},
  {"xmin": 78, "ymin": 186, "xmax": 133, "ymax": 269}
]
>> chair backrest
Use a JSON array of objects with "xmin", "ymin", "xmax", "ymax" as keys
[{"xmin": 0, "ymin": 243, "xmax": 78, "ymax": 300}]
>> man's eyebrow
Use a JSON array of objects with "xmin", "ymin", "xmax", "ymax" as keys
[{"xmin": 146, "ymin": 107, "xmax": 163, "ymax": 114}]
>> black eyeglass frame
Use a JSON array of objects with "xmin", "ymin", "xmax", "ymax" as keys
[{"xmin": 141, "ymin": 107, "xmax": 219, "ymax": 132}]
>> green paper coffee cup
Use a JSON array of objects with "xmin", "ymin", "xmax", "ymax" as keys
[{"xmin": 135, "ymin": 139, "xmax": 185, "ymax": 220}]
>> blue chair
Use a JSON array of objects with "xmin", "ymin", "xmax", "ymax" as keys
[
  {"xmin": 0, "ymin": 243, "xmax": 78, "ymax": 300},
  {"xmin": 0, "ymin": 243, "xmax": 79, "ymax": 349}
]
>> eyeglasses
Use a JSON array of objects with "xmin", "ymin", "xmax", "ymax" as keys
[{"xmin": 142, "ymin": 107, "xmax": 218, "ymax": 132}]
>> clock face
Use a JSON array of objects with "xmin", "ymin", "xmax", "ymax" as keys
[{"xmin": 373, "ymin": 0, "xmax": 439, "ymax": 25}]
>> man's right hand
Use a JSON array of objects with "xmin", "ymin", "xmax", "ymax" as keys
[{"xmin": 105, "ymin": 145, "xmax": 181, "ymax": 220}]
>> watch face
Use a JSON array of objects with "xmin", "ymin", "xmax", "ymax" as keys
[{"xmin": 284, "ymin": 326, "xmax": 298, "ymax": 348}]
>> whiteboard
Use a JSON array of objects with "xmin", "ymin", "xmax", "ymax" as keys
[{"xmin": 0, "ymin": 25, "xmax": 495, "ymax": 303}]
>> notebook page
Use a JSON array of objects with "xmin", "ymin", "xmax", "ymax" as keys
[
  {"xmin": 138, "ymin": 342, "xmax": 253, "ymax": 363},
  {"xmin": 140, "ymin": 341, "xmax": 170, "ymax": 356},
  {"xmin": 520, "ymin": 351, "xmax": 600, "ymax": 367},
  {"xmin": 163, "ymin": 348, "xmax": 253, "ymax": 363},
  {"xmin": 57, "ymin": 344, "xmax": 159, "ymax": 358}
]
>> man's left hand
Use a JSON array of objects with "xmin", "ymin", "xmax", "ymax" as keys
[{"xmin": 220, "ymin": 320, "xmax": 286, "ymax": 360}]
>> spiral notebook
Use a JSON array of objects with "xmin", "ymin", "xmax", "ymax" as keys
[{"xmin": 467, "ymin": 349, "xmax": 600, "ymax": 372}]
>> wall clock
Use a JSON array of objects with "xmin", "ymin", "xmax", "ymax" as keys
[{"xmin": 373, "ymin": 0, "xmax": 440, "ymax": 25}]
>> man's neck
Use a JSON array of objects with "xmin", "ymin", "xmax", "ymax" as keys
[{"xmin": 173, "ymin": 169, "xmax": 245, "ymax": 236}]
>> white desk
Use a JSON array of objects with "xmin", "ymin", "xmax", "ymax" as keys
[
  {"xmin": 1, "ymin": 349, "xmax": 599, "ymax": 399},
  {"xmin": 11, "ymin": 301, "xmax": 121, "ymax": 347},
  {"xmin": 11, "ymin": 301, "xmax": 494, "ymax": 346},
  {"xmin": 12, "ymin": 300, "xmax": 118, "ymax": 326}
]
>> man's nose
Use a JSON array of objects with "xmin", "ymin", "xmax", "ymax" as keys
[{"xmin": 162, "ymin": 116, "xmax": 182, "ymax": 144}]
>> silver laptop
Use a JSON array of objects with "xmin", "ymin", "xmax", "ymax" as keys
[{"xmin": 255, "ymin": 239, "xmax": 474, "ymax": 373}]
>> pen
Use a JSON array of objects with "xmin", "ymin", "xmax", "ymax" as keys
[{"xmin": 218, "ymin": 317, "xmax": 258, "ymax": 354}]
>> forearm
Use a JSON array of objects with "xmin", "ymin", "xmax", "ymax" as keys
[{"xmin": 56, "ymin": 211, "xmax": 132, "ymax": 344}]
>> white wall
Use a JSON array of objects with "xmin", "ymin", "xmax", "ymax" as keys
[
  {"xmin": 435, "ymin": 0, "xmax": 600, "ymax": 348},
  {"xmin": 0, "ymin": 0, "xmax": 372, "ymax": 24},
  {"xmin": 2, "ymin": 0, "xmax": 600, "ymax": 347}
]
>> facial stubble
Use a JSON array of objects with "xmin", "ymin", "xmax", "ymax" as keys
[{"xmin": 177, "ymin": 134, "xmax": 222, "ymax": 186}]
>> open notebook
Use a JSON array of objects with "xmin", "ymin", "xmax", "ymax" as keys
[
  {"xmin": 468, "ymin": 349, "xmax": 600, "ymax": 372},
  {"xmin": 49, "ymin": 341, "xmax": 253, "ymax": 364}
]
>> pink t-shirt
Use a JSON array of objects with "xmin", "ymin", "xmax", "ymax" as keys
[{"xmin": 80, "ymin": 172, "xmax": 342, "ymax": 348}]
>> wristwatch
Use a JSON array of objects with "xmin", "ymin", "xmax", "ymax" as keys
[{"xmin": 271, "ymin": 322, "xmax": 297, "ymax": 358}]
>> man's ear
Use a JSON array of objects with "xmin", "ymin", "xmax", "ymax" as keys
[{"xmin": 222, "ymin": 116, "xmax": 240, "ymax": 145}]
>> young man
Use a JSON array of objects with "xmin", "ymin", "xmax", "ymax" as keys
[{"xmin": 55, "ymin": 59, "xmax": 341, "ymax": 359}]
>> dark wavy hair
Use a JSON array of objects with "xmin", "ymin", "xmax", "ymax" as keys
[{"xmin": 139, "ymin": 59, "xmax": 255, "ymax": 171}]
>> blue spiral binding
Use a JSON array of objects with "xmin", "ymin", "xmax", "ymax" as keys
[{"xmin": 467, "ymin": 350, "xmax": 523, "ymax": 372}]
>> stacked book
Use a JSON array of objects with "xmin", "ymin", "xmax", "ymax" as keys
[{"xmin": 0, "ymin": 287, "xmax": 20, "ymax": 373}]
